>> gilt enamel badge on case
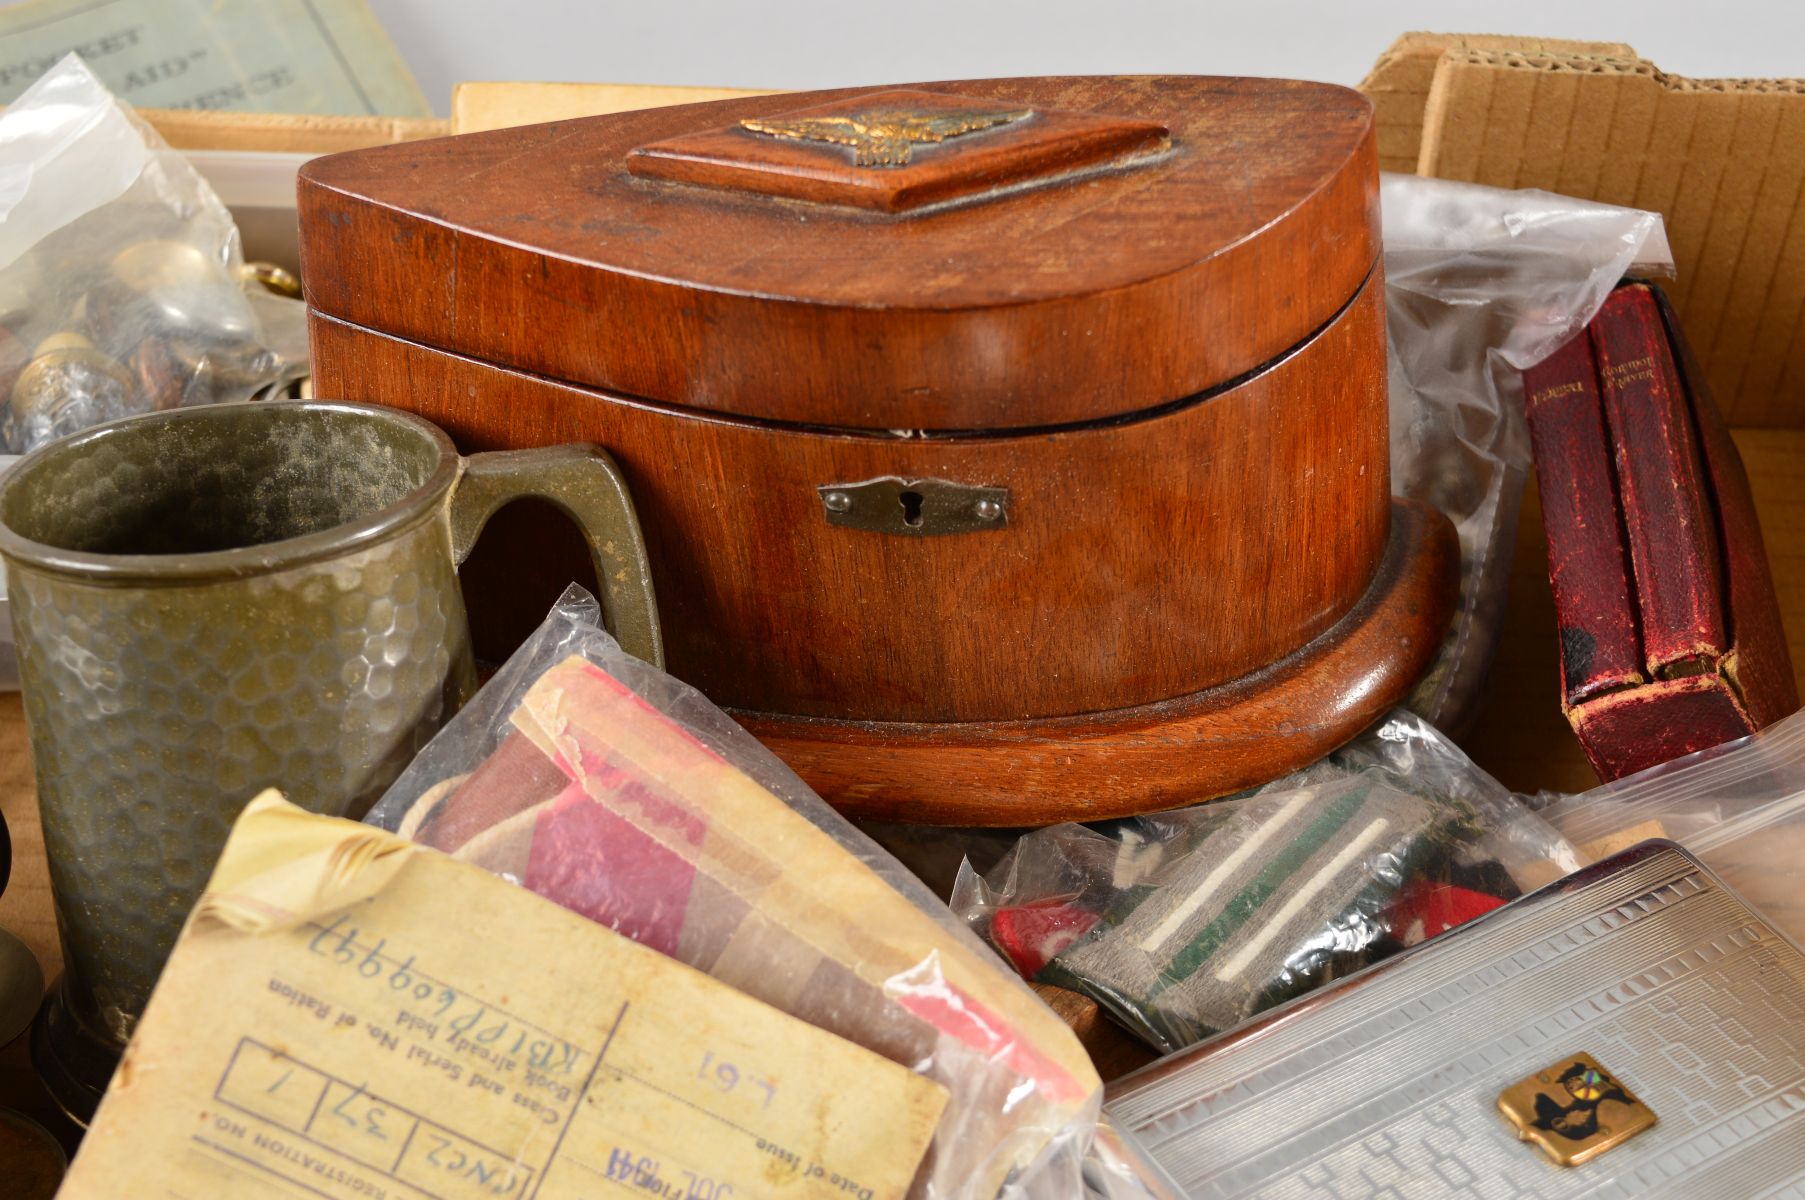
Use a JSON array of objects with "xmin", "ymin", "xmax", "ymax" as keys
[{"xmin": 1498, "ymin": 1052, "xmax": 1657, "ymax": 1166}]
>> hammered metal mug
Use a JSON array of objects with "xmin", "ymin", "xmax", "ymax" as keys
[{"xmin": 0, "ymin": 399, "xmax": 661, "ymax": 1120}]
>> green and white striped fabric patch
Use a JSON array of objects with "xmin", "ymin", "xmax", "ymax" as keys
[{"xmin": 1044, "ymin": 780, "xmax": 1464, "ymax": 1051}]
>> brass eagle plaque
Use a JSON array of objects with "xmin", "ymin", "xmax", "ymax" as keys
[
  {"xmin": 740, "ymin": 105, "xmax": 1030, "ymax": 167},
  {"xmin": 628, "ymin": 88, "xmax": 1171, "ymax": 213}
]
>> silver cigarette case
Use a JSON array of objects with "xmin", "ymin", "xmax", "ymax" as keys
[{"xmin": 1097, "ymin": 841, "xmax": 1805, "ymax": 1197}]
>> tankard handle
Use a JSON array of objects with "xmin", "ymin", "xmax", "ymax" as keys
[{"xmin": 446, "ymin": 445, "xmax": 664, "ymax": 668}]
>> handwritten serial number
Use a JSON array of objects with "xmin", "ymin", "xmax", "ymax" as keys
[{"xmin": 307, "ymin": 916, "xmax": 582, "ymax": 1076}]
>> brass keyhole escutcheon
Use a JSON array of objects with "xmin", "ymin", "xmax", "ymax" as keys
[{"xmin": 817, "ymin": 477, "xmax": 1009, "ymax": 536}]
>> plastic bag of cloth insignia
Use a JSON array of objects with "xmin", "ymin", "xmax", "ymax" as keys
[
  {"xmin": 365, "ymin": 585, "xmax": 1103, "ymax": 1200},
  {"xmin": 950, "ymin": 709, "xmax": 1582, "ymax": 1056}
]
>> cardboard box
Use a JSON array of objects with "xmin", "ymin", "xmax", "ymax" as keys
[
  {"xmin": 147, "ymin": 87, "xmax": 767, "ymax": 271},
  {"xmin": 451, "ymin": 82, "xmax": 780, "ymax": 134},
  {"xmin": 137, "ymin": 107, "xmax": 447, "ymax": 154},
  {"xmin": 1359, "ymin": 33, "xmax": 1636, "ymax": 174},
  {"xmin": 1364, "ymin": 33, "xmax": 1805, "ymax": 428}
]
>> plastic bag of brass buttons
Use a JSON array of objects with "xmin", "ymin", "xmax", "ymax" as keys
[
  {"xmin": 0, "ymin": 54, "xmax": 306, "ymax": 454},
  {"xmin": 952, "ymin": 710, "xmax": 1582, "ymax": 1055},
  {"xmin": 366, "ymin": 585, "xmax": 1103, "ymax": 1200}
]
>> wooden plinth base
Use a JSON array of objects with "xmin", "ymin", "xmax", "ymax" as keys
[{"xmin": 734, "ymin": 499, "xmax": 1459, "ymax": 826}]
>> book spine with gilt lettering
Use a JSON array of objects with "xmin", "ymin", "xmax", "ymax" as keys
[
  {"xmin": 1522, "ymin": 331, "xmax": 1644, "ymax": 705},
  {"xmin": 1590, "ymin": 284, "xmax": 1727, "ymax": 676}
]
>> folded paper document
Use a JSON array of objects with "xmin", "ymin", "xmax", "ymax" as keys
[{"xmin": 59, "ymin": 793, "xmax": 947, "ymax": 1200}]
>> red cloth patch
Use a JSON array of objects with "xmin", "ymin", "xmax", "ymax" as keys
[
  {"xmin": 1388, "ymin": 882, "xmax": 1506, "ymax": 948},
  {"xmin": 524, "ymin": 782, "xmax": 695, "ymax": 958},
  {"xmin": 991, "ymin": 902, "xmax": 1100, "ymax": 978}
]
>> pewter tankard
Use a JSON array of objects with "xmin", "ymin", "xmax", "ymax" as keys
[{"xmin": 0, "ymin": 399, "xmax": 660, "ymax": 1121}]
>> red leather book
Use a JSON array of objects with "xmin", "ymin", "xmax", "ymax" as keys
[
  {"xmin": 1526, "ymin": 282, "xmax": 1798, "ymax": 781},
  {"xmin": 1567, "ymin": 674, "xmax": 1762, "ymax": 781},
  {"xmin": 1591, "ymin": 284, "xmax": 1727, "ymax": 675},
  {"xmin": 1522, "ymin": 332, "xmax": 1643, "ymax": 703},
  {"xmin": 1650, "ymin": 284, "xmax": 1799, "ymax": 732}
]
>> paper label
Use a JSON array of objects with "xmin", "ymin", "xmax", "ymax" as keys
[
  {"xmin": 0, "ymin": 0, "xmax": 431, "ymax": 115},
  {"xmin": 60, "ymin": 795, "xmax": 947, "ymax": 1200}
]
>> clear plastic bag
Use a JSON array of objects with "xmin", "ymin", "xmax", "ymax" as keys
[
  {"xmin": 951, "ymin": 711, "xmax": 1582, "ymax": 1055},
  {"xmin": 366, "ymin": 586, "xmax": 1102, "ymax": 1200},
  {"xmin": 1382, "ymin": 174, "xmax": 1671, "ymax": 731},
  {"xmin": 856, "ymin": 819, "xmax": 1027, "ymax": 902},
  {"xmin": 1537, "ymin": 706, "xmax": 1805, "ymax": 945},
  {"xmin": 0, "ymin": 54, "xmax": 306, "ymax": 452}
]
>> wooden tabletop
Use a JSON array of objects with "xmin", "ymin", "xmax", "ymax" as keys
[
  {"xmin": 0, "ymin": 692, "xmax": 77, "ymax": 1153},
  {"xmin": 1, "ymin": 428, "xmax": 1801, "ymax": 1150}
]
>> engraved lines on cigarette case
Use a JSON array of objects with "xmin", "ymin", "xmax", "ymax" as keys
[
  {"xmin": 1109, "ymin": 859, "xmax": 1709, "ymax": 1127},
  {"xmin": 1110, "ymin": 858, "xmax": 1805, "ymax": 1197}
]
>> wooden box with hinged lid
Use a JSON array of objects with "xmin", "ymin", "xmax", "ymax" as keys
[{"xmin": 297, "ymin": 75, "xmax": 1458, "ymax": 825}]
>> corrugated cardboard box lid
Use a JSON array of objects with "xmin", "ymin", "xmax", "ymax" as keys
[
  {"xmin": 1363, "ymin": 34, "xmax": 1805, "ymax": 428},
  {"xmin": 1358, "ymin": 33, "xmax": 1636, "ymax": 173}
]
